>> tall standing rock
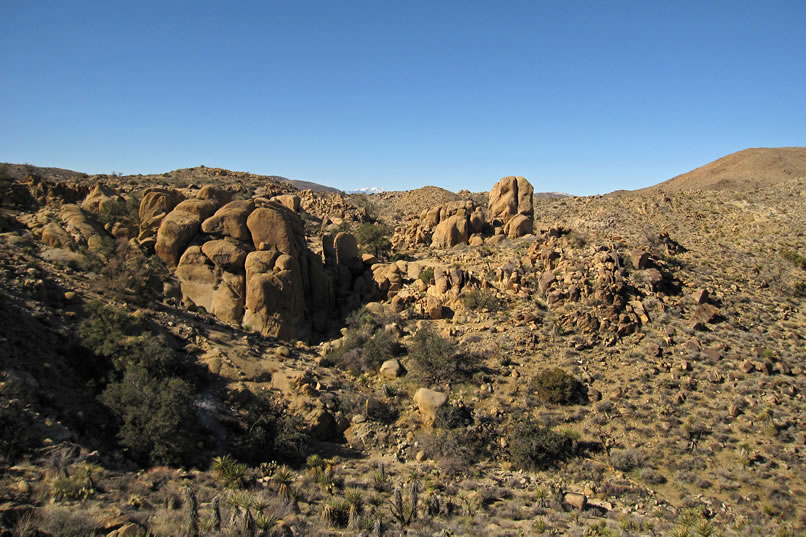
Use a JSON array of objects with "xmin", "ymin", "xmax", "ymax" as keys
[{"xmin": 488, "ymin": 176, "xmax": 534, "ymax": 238}]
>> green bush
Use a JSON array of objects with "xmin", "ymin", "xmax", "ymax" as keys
[
  {"xmin": 228, "ymin": 392, "xmax": 309, "ymax": 465},
  {"xmin": 328, "ymin": 307, "xmax": 401, "ymax": 375},
  {"xmin": 80, "ymin": 303, "xmax": 183, "ymax": 376},
  {"xmin": 418, "ymin": 267, "xmax": 435, "ymax": 285},
  {"xmin": 508, "ymin": 419, "xmax": 575, "ymax": 470},
  {"xmin": 100, "ymin": 367, "xmax": 196, "ymax": 466},
  {"xmin": 407, "ymin": 325, "xmax": 459, "ymax": 383},
  {"xmin": 80, "ymin": 303, "xmax": 199, "ymax": 466},
  {"xmin": 354, "ymin": 222, "xmax": 392, "ymax": 259},
  {"xmin": 530, "ymin": 368, "xmax": 585, "ymax": 405},
  {"xmin": 461, "ymin": 288, "xmax": 502, "ymax": 311}
]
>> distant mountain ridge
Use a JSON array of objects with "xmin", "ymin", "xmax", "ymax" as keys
[{"xmin": 645, "ymin": 147, "xmax": 806, "ymax": 192}]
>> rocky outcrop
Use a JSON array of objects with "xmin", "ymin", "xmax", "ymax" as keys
[
  {"xmin": 155, "ymin": 208, "xmax": 206, "ymax": 268},
  {"xmin": 432, "ymin": 214, "xmax": 469, "ymax": 248},
  {"xmin": 247, "ymin": 203, "xmax": 305, "ymax": 255},
  {"xmin": 59, "ymin": 204, "xmax": 108, "ymax": 251},
  {"xmin": 81, "ymin": 183, "xmax": 125, "ymax": 215},
  {"xmin": 201, "ymin": 199, "xmax": 254, "ymax": 242},
  {"xmin": 138, "ymin": 188, "xmax": 185, "ymax": 241},
  {"xmin": 151, "ymin": 189, "xmax": 388, "ymax": 339},
  {"xmin": 488, "ymin": 176, "xmax": 534, "ymax": 238},
  {"xmin": 243, "ymin": 252, "xmax": 306, "ymax": 339}
]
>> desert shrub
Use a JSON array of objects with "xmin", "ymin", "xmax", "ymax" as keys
[
  {"xmin": 417, "ymin": 425, "xmax": 487, "ymax": 476},
  {"xmin": 228, "ymin": 392, "xmax": 309, "ymax": 465},
  {"xmin": 96, "ymin": 194, "xmax": 140, "ymax": 228},
  {"xmin": 433, "ymin": 404, "xmax": 473, "ymax": 429},
  {"xmin": 80, "ymin": 303, "xmax": 199, "ymax": 466},
  {"xmin": 79, "ymin": 302, "xmax": 145, "ymax": 358},
  {"xmin": 508, "ymin": 419, "xmax": 575, "ymax": 470},
  {"xmin": 782, "ymin": 249, "xmax": 806, "ymax": 270},
  {"xmin": 100, "ymin": 367, "xmax": 196, "ymax": 466},
  {"xmin": 609, "ymin": 448, "xmax": 646, "ymax": 472},
  {"xmin": 530, "ymin": 368, "xmax": 585, "ymax": 405},
  {"xmin": 794, "ymin": 281, "xmax": 806, "ymax": 298},
  {"xmin": 355, "ymin": 222, "xmax": 392, "ymax": 259},
  {"xmin": 418, "ymin": 267, "xmax": 435, "ymax": 285},
  {"xmin": 461, "ymin": 288, "xmax": 502, "ymax": 311},
  {"xmin": 49, "ymin": 463, "xmax": 101, "ymax": 502},
  {"xmin": 408, "ymin": 325, "xmax": 478, "ymax": 383},
  {"xmin": 99, "ymin": 240, "xmax": 169, "ymax": 304},
  {"xmin": 328, "ymin": 307, "xmax": 401, "ymax": 375},
  {"xmin": 361, "ymin": 329, "xmax": 399, "ymax": 371},
  {"xmin": 34, "ymin": 506, "xmax": 101, "ymax": 537}
]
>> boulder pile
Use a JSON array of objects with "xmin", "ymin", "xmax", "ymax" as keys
[{"xmin": 149, "ymin": 187, "xmax": 382, "ymax": 340}]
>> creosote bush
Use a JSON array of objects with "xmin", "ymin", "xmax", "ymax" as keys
[
  {"xmin": 530, "ymin": 367, "xmax": 585, "ymax": 405},
  {"xmin": 461, "ymin": 288, "xmax": 503, "ymax": 311},
  {"xmin": 80, "ymin": 303, "xmax": 199, "ymax": 467},
  {"xmin": 408, "ymin": 324, "xmax": 478, "ymax": 383},
  {"xmin": 327, "ymin": 306, "xmax": 401, "ymax": 375},
  {"xmin": 508, "ymin": 419, "xmax": 576, "ymax": 470}
]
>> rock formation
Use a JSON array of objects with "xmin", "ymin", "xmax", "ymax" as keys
[{"xmin": 488, "ymin": 176, "xmax": 534, "ymax": 238}]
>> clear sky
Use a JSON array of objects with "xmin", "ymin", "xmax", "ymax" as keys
[{"xmin": 1, "ymin": 1, "xmax": 804, "ymax": 195}]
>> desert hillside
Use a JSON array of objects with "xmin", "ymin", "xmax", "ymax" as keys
[
  {"xmin": 645, "ymin": 147, "xmax": 806, "ymax": 192},
  {"xmin": 0, "ymin": 160, "xmax": 804, "ymax": 537}
]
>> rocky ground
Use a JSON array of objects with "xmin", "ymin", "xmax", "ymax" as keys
[{"xmin": 0, "ymin": 160, "xmax": 804, "ymax": 537}]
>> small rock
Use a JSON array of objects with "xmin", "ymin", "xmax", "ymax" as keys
[
  {"xmin": 694, "ymin": 303, "xmax": 720, "ymax": 324},
  {"xmin": 692, "ymin": 288, "xmax": 710, "ymax": 304},
  {"xmin": 380, "ymin": 359, "xmax": 403, "ymax": 379},
  {"xmin": 564, "ymin": 492, "xmax": 587, "ymax": 510},
  {"xmin": 741, "ymin": 360, "xmax": 754, "ymax": 374}
]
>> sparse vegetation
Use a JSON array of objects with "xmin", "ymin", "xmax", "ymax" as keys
[
  {"xmin": 1, "ymin": 159, "xmax": 805, "ymax": 536},
  {"xmin": 530, "ymin": 367, "xmax": 585, "ymax": 405},
  {"xmin": 508, "ymin": 419, "xmax": 576, "ymax": 470},
  {"xmin": 355, "ymin": 222, "xmax": 393, "ymax": 259},
  {"xmin": 408, "ymin": 324, "xmax": 479, "ymax": 383}
]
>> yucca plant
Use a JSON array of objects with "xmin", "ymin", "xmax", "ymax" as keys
[
  {"xmin": 371, "ymin": 463, "xmax": 389, "ymax": 492},
  {"xmin": 388, "ymin": 485, "xmax": 418, "ymax": 528},
  {"xmin": 255, "ymin": 512, "xmax": 279, "ymax": 532},
  {"xmin": 270, "ymin": 465, "xmax": 295, "ymax": 500},
  {"xmin": 313, "ymin": 464, "xmax": 336, "ymax": 493},
  {"xmin": 344, "ymin": 488, "xmax": 364, "ymax": 529},
  {"xmin": 212, "ymin": 454, "xmax": 249, "ymax": 489},
  {"xmin": 305, "ymin": 454, "xmax": 325, "ymax": 471},
  {"xmin": 321, "ymin": 498, "xmax": 350, "ymax": 528}
]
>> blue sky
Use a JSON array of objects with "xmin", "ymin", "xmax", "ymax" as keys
[{"xmin": 1, "ymin": 1, "xmax": 804, "ymax": 195}]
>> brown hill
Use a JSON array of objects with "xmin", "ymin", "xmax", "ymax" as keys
[{"xmin": 646, "ymin": 147, "xmax": 806, "ymax": 192}]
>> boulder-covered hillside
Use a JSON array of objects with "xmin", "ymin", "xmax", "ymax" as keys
[{"xmin": 0, "ymin": 155, "xmax": 804, "ymax": 537}]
